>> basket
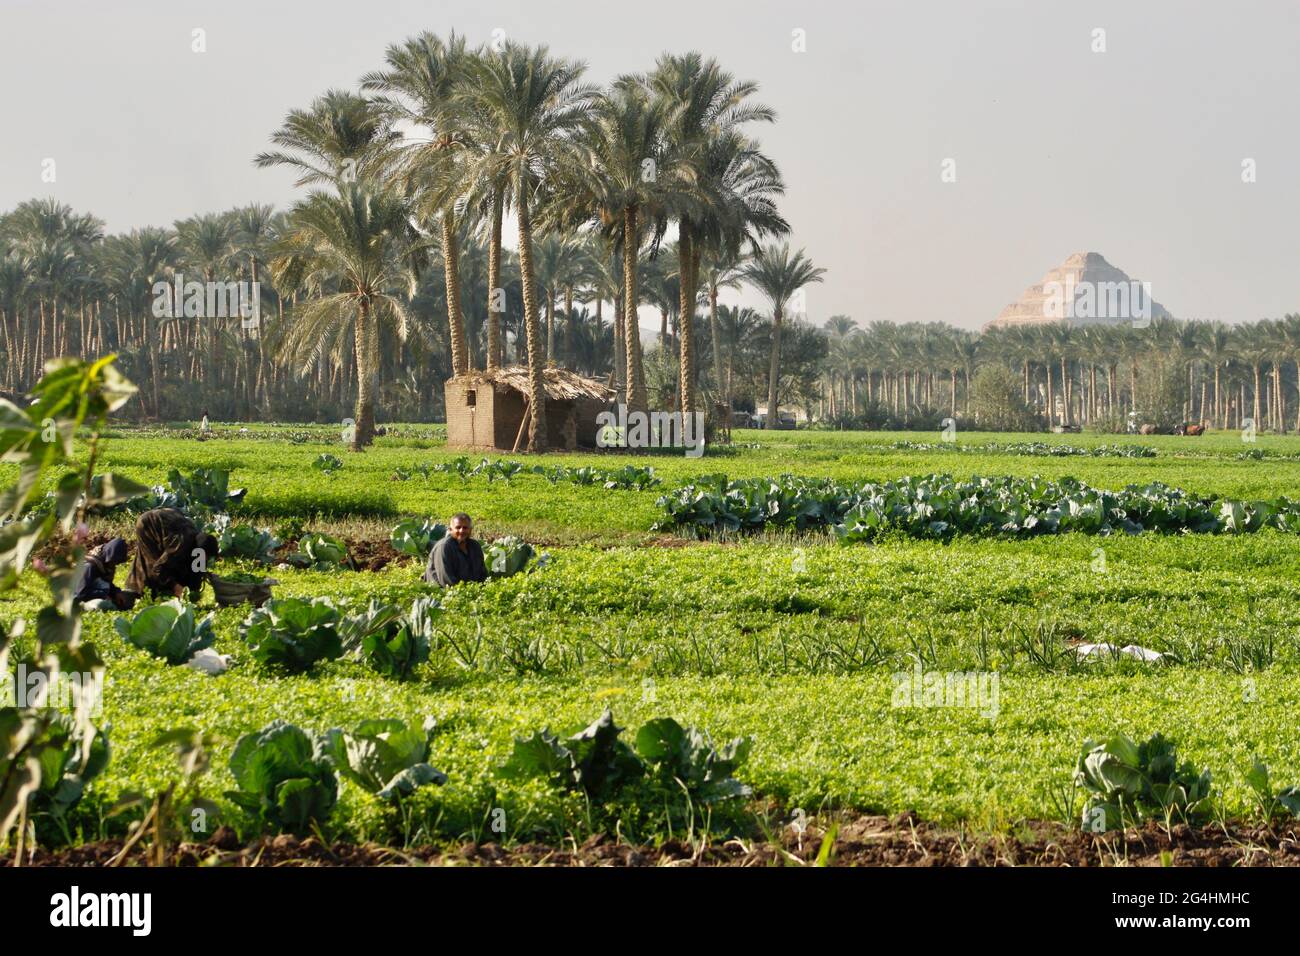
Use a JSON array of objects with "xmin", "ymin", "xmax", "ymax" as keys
[{"xmin": 209, "ymin": 573, "xmax": 278, "ymax": 608}]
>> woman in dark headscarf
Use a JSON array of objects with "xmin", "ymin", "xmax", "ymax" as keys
[
  {"xmin": 75, "ymin": 537, "xmax": 135, "ymax": 609},
  {"xmin": 125, "ymin": 507, "xmax": 220, "ymax": 599}
]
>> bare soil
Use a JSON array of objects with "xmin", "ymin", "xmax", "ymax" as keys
[{"xmin": 8, "ymin": 814, "xmax": 1299, "ymax": 867}]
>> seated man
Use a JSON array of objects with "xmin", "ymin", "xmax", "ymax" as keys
[
  {"xmin": 424, "ymin": 512, "xmax": 487, "ymax": 587},
  {"xmin": 125, "ymin": 507, "xmax": 220, "ymax": 600},
  {"xmin": 74, "ymin": 537, "xmax": 137, "ymax": 610}
]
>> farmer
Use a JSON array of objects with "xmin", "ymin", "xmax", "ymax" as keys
[
  {"xmin": 74, "ymin": 537, "xmax": 137, "ymax": 610},
  {"xmin": 125, "ymin": 507, "xmax": 220, "ymax": 599},
  {"xmin": 424, "ymin": 512, "xmax": 487, "ymax": 587}
]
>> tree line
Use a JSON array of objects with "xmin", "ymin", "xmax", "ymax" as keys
[{"xmin": 817, "ymin": 316, "xmax": 1300, "ymax": 433}]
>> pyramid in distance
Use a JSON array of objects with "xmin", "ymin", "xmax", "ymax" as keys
[{"xmin": 984, "ymin": 252, "xmax": 1173, "ymax": 331}]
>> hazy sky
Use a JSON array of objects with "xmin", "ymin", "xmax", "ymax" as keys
[{"xmin": 2, "ymin": 0, "xmax": 1297, "ymax": 330}]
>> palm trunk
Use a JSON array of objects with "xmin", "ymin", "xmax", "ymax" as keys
[
  {"xmin": 708, "ymin": 279, "xmax": 725, "ymax": 413},
  {"xmin": 352, "ymin": 296, "xmax": 376, "ymax": 449},
  {"xmin": 441, "ymin": 212, "xmax": 468, "ymax": 376},
  {"xmin": 623, "ymin": 206, "xmax": 647, "ymax": 414},
  {"xmin": 766, "ymin": 306, "xmax": 784, "ymax": 428},
  {"xmin": 486, "ymin": 183, "xmax": 504, "ymax": 370},
  {"xmin": 677, "ymin": 223, "xmax": 697, "ymax": 417},
  {"xmin": 515, "ymin": 169, "xmax": 547, "ymax": 451}
]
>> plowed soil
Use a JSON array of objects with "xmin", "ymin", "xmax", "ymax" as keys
[{"xmin": 9, "ymin": 814, "xmax": 1299, "ymax": 867}]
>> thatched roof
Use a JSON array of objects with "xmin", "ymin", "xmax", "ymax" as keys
[{"xmin": 454, "ymin": 366, "xmax": 614, "ymax": 403}]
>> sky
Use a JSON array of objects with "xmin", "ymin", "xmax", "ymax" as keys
[{"xmin": 1, "ymin": 0, "xmax": 1297, "ymax": 332}]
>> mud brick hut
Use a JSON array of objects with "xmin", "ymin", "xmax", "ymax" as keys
[{"xmin": 444, "ymin": 366, "xmax": 615, "ymax": 452}]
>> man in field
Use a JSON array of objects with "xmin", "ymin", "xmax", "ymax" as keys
[{"xmin": 425, "ymin": 512, "xmax": 487, "ymax": 587}]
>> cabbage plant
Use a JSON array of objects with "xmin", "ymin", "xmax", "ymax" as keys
[{"xmin": 113, "ymin": 599, "xmax": 216, "ymax": 664}]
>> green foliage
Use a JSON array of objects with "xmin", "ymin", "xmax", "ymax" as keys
[
  {"xmin": 500, "ymin": 710, "xmax": 753, "ymax": 807},
  {"xmin": 968, "ymin": 365, "xmax": 1041, "ymax": 432},
  {"xmin": 113, "ymin": 599, "xmax": 216, "ymax": 664},
  {"xmin": 654, "ymin": 473, "xmax": 1300, "ymax": 540},
  {"xmin": 224, "ymin": 720, "xmax": 337, "ymax": 833},
  {"xmin": 238, "ymin": 597, "xmax": 344, "ymax": 672},
  {"xmin": 1243, "ymin": 757, "xmax": 1300, "ymax": 822},
  {"xmin": 324, "ymin": 717, "xmax": 447, "ymax": 801},
  {"xmin": 881, "ymin": 440, "xmax": 1157, "ymax": 459},
  {"xmin": 633, "ymin": 717, "xmax": 753, "ymax": 803},
  {"xmin": 1074, "ymin": 732, "xmax": 1213, "ymax": 830},
  {"xmin": 340, "ymin": 597, "xmax": 438, "ymax": 680},
  {"xmin": 312, "ymin": 453, "xmax": 343, "ymax": 475},
  {"xmin": 389, "ymin": 517, "xmax": 445, "ymax": 558},
  {"xmin": 126, "ymin": 467, "xmax": 246, "ymax": 526},
  {"xmin": 0, "ymin": 357, "xmax": 135, "ymax": 843},
  {"xmin": 500, "ymin": 708, "xmax": 644, "ymax": 798},
  {"xmin": 285, "ymin": 531, "xmax": 348, "ymax": 570},
  {"xmin": 216, "ymin": 521, "xmax": 281, "ymax": 562},
  {"xmin": 485, "ymin": 536, "xmax": 536, "ymax": 578},
  {"xmin": 1133, "ymin": 362, "xmax": 1187, "ymax": 431},
  {"xmin": 532, "ymin": 463, "xmax": 661, "ymax": 490}
]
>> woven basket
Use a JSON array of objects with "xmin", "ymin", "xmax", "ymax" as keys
[{"xmin": 209, "ymin": 574, "xmax": 278, "ymax": 608}]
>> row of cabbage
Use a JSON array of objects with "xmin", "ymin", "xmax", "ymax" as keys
[{"xmin": 655, "ymin": 473, "xmax": 1300, "ymax": 539}]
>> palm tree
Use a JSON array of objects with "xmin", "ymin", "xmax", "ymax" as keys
[
  {"xmin": 462, "ymin": 42, "xmax": 595, "ymax": 450},
  {"xmin": 361, "ymin": 31, "xmax": 476, "ymax": 376},
  {"xmin": 555, "ymin": 74, "xmax": 673, "ymax": 416},
  {"xmin": 649, "ymin": 53, "xmax": 783, "ymax": 419},
  {"xmin": 254, "ymin": 90, "xmax": 399, "ymax": 187},
  {"xmin": 742, "ymin": 243, "xmax": 824, "ymax": 427},
  {"xmin": 271, "ymin": 183, "xmax": 429, "ymax": 449},
  {"xmin": 698, "ymin": 245, "xmax": 746, "ymax": 412}
]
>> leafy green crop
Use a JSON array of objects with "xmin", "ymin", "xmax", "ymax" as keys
[
  {"xmin": 238, "ymin": 597, "xmax": 344, "ymax": 672},
  {"xmin": 655, "ymin": 473, "xmax": 1300, "ymax": 540},
  {"xmin": 1243, "ymin": 757, "xmax": 1300, "ymax": 822},
  {"xmin": 500, "ymin": 709, "xmax": 753, "ymax": 806},
  {"xmin": 324, "ymin": 717, "xmax": 447, "ymax": 801},
  {"xmin": 389, "ymin": 517, "xmax": 445, "ymax": 558},
  {"xmin": 500, "ymin": 708, "xmax": 644, "ymax": 798},
  {"xmin": 312, "ymin": 453, "xmax": 343, "ymax": 475},
  {"xmin": 340, "ymin": 597, "xmax": 437, "ymax": 680},
  {"xmin": 216, "ymin": 522, "xmax": 281, "ymax": 563},
  {"xmin": 285, "ymin": 531, "xmax": 349, "ymax": 570},
  {"xmin": 485, "ymin": 536, "xmax": 536, "ymax": 579},
  {"xmin": 634, "ymin": 717, "xmax": 753, "ymax": 803},
  {"xmin": 113, "ymin": 599, "xmax": 216, "ymax": 665},
  {"xmin": 124, "ymin": 467, "xmax": 246, "ymax": 526},
  {"xmin": 224, "ymin": 720, "xmax": 337, "ymax": 833},
  {"xmin": 1074, "ymin": 732, "xmax": 1214, "ymax": 830}
]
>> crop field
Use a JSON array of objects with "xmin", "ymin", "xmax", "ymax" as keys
[{"xmin": 5, "ymin": 424, "xmax": 1300, "ymax": 853}]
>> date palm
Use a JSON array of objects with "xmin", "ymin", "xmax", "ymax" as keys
[
  {"xmin": 649, "ymin": 53, "xmax": 781, "ymax": 419},
  {"xmin": 553, "ymin": 75, "xmax": 676, "ymax": 415},
  {"xmin": 742, "ymin": 243, "xmax": 824, "ymax": 426},
  {"xmin": 254, "ymin": 89, "xmax": 399, "ymax": 187},
  {"xmin": 698, "ymin": 245, "xmax": 746, "ymax": 412},
  {"xmin": 271, "ymin": 183, "xmax": 430, "ymax": 450},
  {"xmin": 361, "ymin": 31, "xmax": 476, "ymax": 376},
  {"xmin": 462, "ymin": 42, "xmax": 595, "ymax": 449}
]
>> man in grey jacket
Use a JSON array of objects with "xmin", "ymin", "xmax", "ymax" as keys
[{"xmin": 424, "ymin": 512, "xmax": 488, "ymax": 587}]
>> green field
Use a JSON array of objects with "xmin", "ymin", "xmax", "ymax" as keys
[{"xmin": 4, "ymin": 426, "xmax": 1300, "ymax": 846}]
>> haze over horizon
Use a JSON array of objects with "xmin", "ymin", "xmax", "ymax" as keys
[{"xmin": 1, "ymin": 0, "xmax": 1296, "ymax": 331}]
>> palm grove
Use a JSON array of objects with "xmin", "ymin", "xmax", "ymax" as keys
[{"xmin": 2, "ymin": 33, "xmax": 1298, "ymax": 444}]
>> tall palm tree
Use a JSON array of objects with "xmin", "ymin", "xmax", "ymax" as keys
[
  {"xmin": 554, "ymin": 74, "xmax": 674, "ymax": 416},
  {"xmin": 271, "ymin": 183, "xmax": 429, "ymax": 449},
  {"xmin": 254, "ymin": 90, "xmax": 399, "ymax": 187},
  {"xmin": 361, "ymin": 31, "xmax": 476, "ymax": 376},
  {"xmin": 699, "ymin": 245, "xmax": 746, "ymax": 412},
  {"xmin": 462, "ymin": 42, "xmax": 595, "ymax": 450},
  {"xmin": 648, "ymin": 53, "xmax": 783, "ymax": 419},
  {"xmin": 742, "ymin": 243, "xmax": 824, "ymax": 426}
]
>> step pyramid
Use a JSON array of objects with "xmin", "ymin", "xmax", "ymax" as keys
[{"xmin": 985, "ymin": 252, "xmax": 1172, "ymax": 330}]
